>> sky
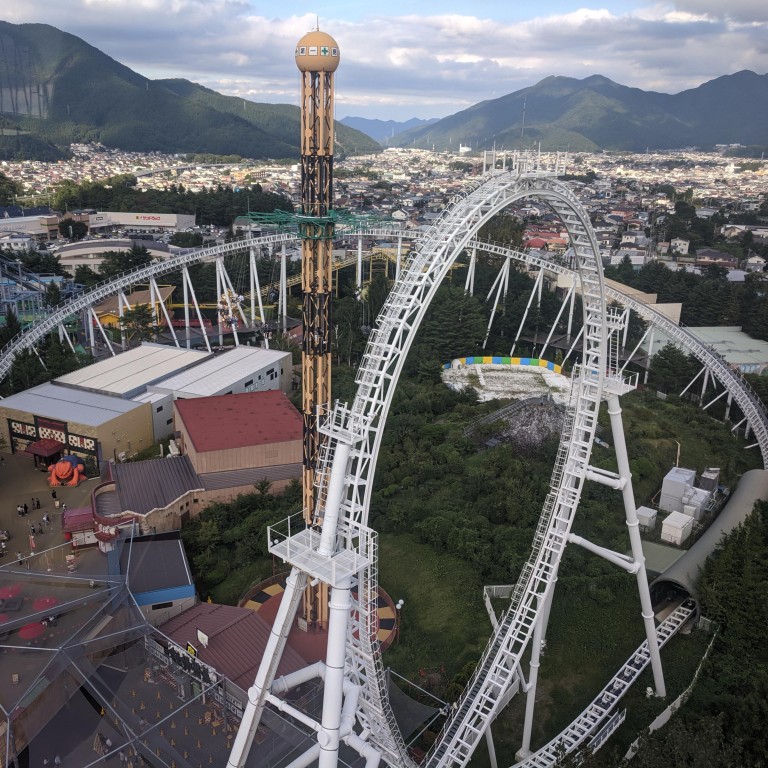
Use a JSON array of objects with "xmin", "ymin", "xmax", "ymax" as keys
[{"xmin": 4, "ymin": 1, "xmax": 768, "ymax": 121}]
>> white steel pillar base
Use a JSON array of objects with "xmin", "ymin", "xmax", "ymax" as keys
[
  {"xmin": 518, "ymin": 585, "xmax": 553, "ymax": 758},
  {"xmin": 318, "ymin": 580, "xmax": 353, "ymax": 768},
  {"xmin": 607, "ymin": 394, "xmax": 666, "ymax": 697}
]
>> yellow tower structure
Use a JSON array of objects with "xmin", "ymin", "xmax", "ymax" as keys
[{"xmin": 296, "ymin": 30, "xmax": 340, "ymax": 628}]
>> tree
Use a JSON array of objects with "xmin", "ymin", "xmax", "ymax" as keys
[
  {"xmin": 648, "ymin": 343, "xmax": 698, "ymax": 394},
  {"xmin": 0, "ymin": 308, "xmax": 22, "ymax": 347},
  {"xmin": 44, "ymin": 282, "xmax": 61, "ymax": 308},
  {"xmin": 119, "ymin": 304, "xmax": 160, "ymax": 345},
  {"xmin": 58, "ymin": 220, "xmax": 88, "ymax": 241},
  {"xmin": 74, "ymin": 264, "xmax": 101, "ymax": 288},
  {"xmin": 99, "ymin": 245, "xmax": 153, "ymax": 281},
  {"xmin": 0, "ymin": 171, "xmax": 22, "ymax": 205}
]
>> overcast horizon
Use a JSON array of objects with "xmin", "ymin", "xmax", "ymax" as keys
[{"xmin": 4, "ymin": 1, "xmax": 768, "ymax": 122}]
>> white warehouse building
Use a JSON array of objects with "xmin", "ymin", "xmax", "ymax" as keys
[
  {"xmin": 88, "ymin": 211, "xmax": 196, "ymax": 233},
  {"xmin": 143, "ymin": 346, "xmax": 293, "ymax": 440}
]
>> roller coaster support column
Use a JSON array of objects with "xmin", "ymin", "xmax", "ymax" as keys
[
  {"xmin": 396, "ymin": 236, "xmax": 403, "ymax": 281},
  {"xmin": 357, "ymin": 235, "xmax": 363, "ymax": 291},
  {"xmin": 566, "ymin": 276, "xmax": 576, "ymax": 342},
  {"xmin": 183, "ymin": 272, "xmax": 190, "ymax": 349},
  {"xmin": 318, "ymin": 579, "xmax": 352, "ymax": 768},
  {"xmin": 644, "ymin": 327, "xmax": 655, "ymax": 384},
  {"xmin": 607, "ymin": 393, "xmax": 666, "ymax": 697},
  {"xmin": 517, "ymin": 582, "xmax": 556, "ymax": 760},
  {"xmin": 226, "ymin": 567, "xmax": 309, "ymax": 767},
  {"xmin": 317, "ymin": 437, "xmax": 353, "ymax": 768}
]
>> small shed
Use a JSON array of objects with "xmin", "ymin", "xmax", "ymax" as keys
[
  {"xmin": 661, "ymin": 511, "xmax": 694, "ymax": 546},
  {"xmin": 660, "ymin": 466, "xmax": 696, "ymax": 513},
  {"xmin": 636, "ymin": 505, "xmax": 657, "ymax": 531}
]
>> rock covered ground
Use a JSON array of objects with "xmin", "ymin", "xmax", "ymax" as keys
[
  {"xmin": 442, "ymin": 364, "xmax": 571, "ymax": 404},
  {"xmin": 443, "ymin": 364, "xmax": 570, "ymax": 448}
]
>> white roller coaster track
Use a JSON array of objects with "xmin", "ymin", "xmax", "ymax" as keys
[
  {"xmin": 3, "ymin": 172, "xmax": 765, "ymax": 768},
  {"xmin": 465, "ymin": 238, "xmax": 768, "ymax": 468},
  {"xmin": 302, "ymin": 168, "xmax": 608, "ymax": 768}
]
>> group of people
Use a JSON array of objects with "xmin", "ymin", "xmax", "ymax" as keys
[
  {"xmin": 217, "ymin": 290, "xmax": 245, "ymax": 329},
  {"xmin": 29, "ymin": 515, "xmax": 50, "ymax": 536},
  {"xmin": 15, "ymin": 497, "xmax": 41, "ymax": 516}
]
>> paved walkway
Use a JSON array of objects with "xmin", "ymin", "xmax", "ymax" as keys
[{"xmin": 0, "ymin": 451, "xmax": 96, "ymax": 560}]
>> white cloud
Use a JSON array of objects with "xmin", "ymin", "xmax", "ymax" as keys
[{"xmin": 2, "ymin": 1, "xmax": 767, "ymax": 119}]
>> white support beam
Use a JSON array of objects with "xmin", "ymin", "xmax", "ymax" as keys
[
  {"xmin": 59, "ymin": 324, "xmax": 76, "ymax": 355},
  {"xmin": 183, "ymin": 266, "xmax": 211, "ymax": 353},
  {"xmin": 563, "ymin": 325, "xmax": 584, "ymax": 366},
  {"xmin": 703, "ymin": 388, "xmax": 728, "ymax": 411},
  {"xmin": 620, "ymin": 326, "xmax": 651, "ymax": 375},
  {"xmin": 510, "ymin": 268, "xmax": 544, "ymax": 357},
  {"xmin": 539, "ymin": 283, "xmax": 574, "ymax": 360},
  {"xmin": 483, "ymin": 260, "xmax": 510, "ymax": 349},
  {"xmin": 680, "ymin": 366, "xmax": 705, "ymax": 397},
  {"xmin": 465, "ymin": 246, "xmax": 477, "ymax": 295},
  {"xmin": 90, "ymin": 306, "xmax": 114, "ymax": 356},
  {"xmin": 150, "ymin": 276, "xmax": 179, "ymax": 348},
  {"xmin": 183, "ymin": 271, "xmax": 191, "ymax": 349}
]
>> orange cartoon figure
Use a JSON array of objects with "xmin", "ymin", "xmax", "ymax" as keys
[{"xmin": 49, "ymin": 455, "xmax": 86, "ymax": 487}]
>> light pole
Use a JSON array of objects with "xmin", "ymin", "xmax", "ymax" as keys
[{"xmin": 395, "ymin": 598, "xmax": 404, "ymax": 644}]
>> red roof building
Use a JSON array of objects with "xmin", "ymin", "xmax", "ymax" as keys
[{"xmin": 174, "ymin": 391, "xmax": 303, "ymax": 492}]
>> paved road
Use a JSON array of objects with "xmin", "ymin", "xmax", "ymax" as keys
[{"xmin": 0, "ymin": 451, "xmax": 96, "ymax": 563}]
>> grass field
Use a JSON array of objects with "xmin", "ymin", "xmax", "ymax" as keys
[{"xmin": 379, "ymin": 533, "xmax": 491, "ymax": 686}]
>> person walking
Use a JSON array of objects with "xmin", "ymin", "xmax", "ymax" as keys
[
  {"xmin": 61, "ymin": 503, "xmax": 67, "ymax": 513},
  {"xmin": 23, "ymin": 503, "xmax": 28, "ymax": 516},
  {"xmin": 35, "ymin": 498, "xmax": 41, "ymax": 510},
  {"xmin": 51, "ymin": 490, "xmax": 57, "ymax": 501}
]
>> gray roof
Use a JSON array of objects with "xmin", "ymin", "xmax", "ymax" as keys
[
  {"xmin": 0, "ymin": 381, "xmax": 143, "ymax": 426},
  {"xmin": 113, "ymin": 456, "xmax": 203, "ymax": 515},
  {"xmin": 56, "ymin": 343, "xmax": 211, "ymax": 398},
  {"xmin": 150, "ymin": 346, "xmax": 290, "ymax": 397},
  {"xmin": 121, "ymin": 537, "xmax": 194, "ymax": 594},
  {"xmin": 651, "ymin": 469, "xmax": 768, "ymax": 601}
]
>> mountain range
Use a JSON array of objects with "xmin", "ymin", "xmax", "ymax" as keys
[
  {"xmin": 0, "ymin": 21, "xmax": 379, "ymax": 161},
  {"xmin": 0, "ymin": 20, "xmax": 765, "ymax": 161},
  {"xmin": 392, "ymin": 71, "xmax": 768, "ymax": 152},
  {"xmin": 340, "ymin": 116, "xmax": 438, "ymax": 144}
]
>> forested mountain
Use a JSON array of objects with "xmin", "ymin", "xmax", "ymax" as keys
[
  {"xmin": 0, "ymin": 21, "xmax": 380, "ymax": 160},
  {"xmin": 340, "ymin": 115, "xmax": 439, "ymax": 143},
  {"xmin": 394, "ymin": 71, "xmax": 768, "ymax": 152}
]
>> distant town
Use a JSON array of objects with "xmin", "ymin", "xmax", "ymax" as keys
[{"xmin": 1, "ymin": 142, "xmax": 766, "ymax": 274}]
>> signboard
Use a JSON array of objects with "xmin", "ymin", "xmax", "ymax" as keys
[{"xmin": 7, "ymin": 417, "xmax": 99, "ymax": 459}]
